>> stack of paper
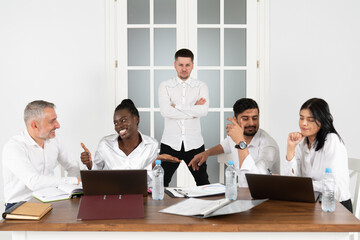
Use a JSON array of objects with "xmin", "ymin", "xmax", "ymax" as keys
[
  {"xmin": 165, "ymin": 183, "xmax": 225, "ymax": 198},
  {"xmin": 159, "ymin": 198, "xmax": 267, "ymax": 218}
]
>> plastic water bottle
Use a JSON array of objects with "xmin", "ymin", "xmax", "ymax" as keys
[
  {"xmin": 225, "ymin": 160, "xmax": 237, "ymax": 200},
  {"xmin": 322, "ymin": 168, "xmax": 336, "ymax": 212},
  {"xmin": 152, "ymin": 160, "xmax": 164, "ymax": 200}
]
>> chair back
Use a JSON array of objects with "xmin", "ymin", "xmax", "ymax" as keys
[
  {"xmin": 217, "ymin": 152, "xmax": 232, "ymax": 184},
  {"xmin": 349, "ymin": 158, "xmax": 360, "ymax": 217}
]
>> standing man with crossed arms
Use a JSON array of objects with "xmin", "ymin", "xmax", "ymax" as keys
[{"xmin": 158, "ymin": 48, "xmax": 210, "ymax": 187}]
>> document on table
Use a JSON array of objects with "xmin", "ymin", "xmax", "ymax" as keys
[
  {"xmin": 32, "ymin": 183, "xmax": 83, "ymax": 202},
  {"xmin": 159, "ymin": 198, "xmax": 267, "ymax": 218},
  {"xmin": 165, "ymin": 183, "xmax": 225, "ymax": 198}
]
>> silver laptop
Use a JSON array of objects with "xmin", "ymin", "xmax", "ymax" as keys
[
  {"xmin": 80, "ymin": 170, "xmax": 148, "ymax": 197},
  {"xmin": 245, "ymin": 173, "xmax": 320, "ymax": 203}
]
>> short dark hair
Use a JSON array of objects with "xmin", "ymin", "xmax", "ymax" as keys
[
  {"xmin": 300, "ymin": 98, "xmax": 342, "ymax": 151},
  {"xmin": 175, "ymin": 48, "xmax": 194, "ymax": 62},
  {"xmin": 115, "ymin": 99, "xmax": 140, "ymax": 125},
  {"xmin": 233, "ymin": 98, "xmax": 259, "ymax": 117}
]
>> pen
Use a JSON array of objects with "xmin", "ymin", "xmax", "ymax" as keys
[
  {"xmin": 174, "ymin": 189, "xmax": 189, "ymax": 198},
  {"xmin": 267, "ymin": 168, "xmax": 273, "ymax": 175}
]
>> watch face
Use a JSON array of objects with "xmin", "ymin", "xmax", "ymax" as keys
[
  {"xmin": 239, "ymin": 141, "xmax": 247, "ymax": 149},
  {"xmin": 235, "ymin": 141, "xmax": 247, "ymax": 150}
]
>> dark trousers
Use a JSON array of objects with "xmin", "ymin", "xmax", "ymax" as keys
[{"xmin": 160, "ymin": 143, "xmax": 210, "ymax": 187}]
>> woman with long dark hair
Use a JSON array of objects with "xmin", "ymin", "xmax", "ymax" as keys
[{"xmin": 284, "ymin": 98, "xmax": 352, "ymax": 212}]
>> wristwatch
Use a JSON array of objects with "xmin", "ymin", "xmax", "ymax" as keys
[{"xmin": 235, "ymin": 141, "xmax": 247, "ymax": 150}]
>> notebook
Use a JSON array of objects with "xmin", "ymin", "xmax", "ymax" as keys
[
  {"xmin": 245, "ymin": 173, "xmax": 320, "ymax": 203},
  {"xmin": 2, "ymin": 201, "xmax": 52, "ymax": 220},
  {"xmin": 80, "ymin": 169, "xmax": 148, "ymax": 197}
]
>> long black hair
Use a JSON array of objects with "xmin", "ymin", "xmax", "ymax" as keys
[
  {"xmin": 115, "ymin": 99, "xmax": 140, "ymax": 125},
  {"xmin": 300, "ymin": 98, "xmax": 342, "ymax": 151}
]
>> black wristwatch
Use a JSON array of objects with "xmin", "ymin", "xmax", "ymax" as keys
[{"xmin": 235, "ymin": 141, "xmax": 247, "ymax": 150}]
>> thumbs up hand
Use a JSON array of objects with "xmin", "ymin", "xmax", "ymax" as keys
[{"xmin": 80, "ymin": 143, "xmax": 92, "ymax": 170}]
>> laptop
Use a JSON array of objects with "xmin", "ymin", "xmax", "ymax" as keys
[
  {"xmin": 245, "ymin": 173, "xmax": 320, "ymax": 203},
  {"xmin": 80, "ymin": 170, "xmax": 148, "ymax": 197}
]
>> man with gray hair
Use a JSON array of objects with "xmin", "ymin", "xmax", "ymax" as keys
[{"xmin": 2, "ymin": 100, "xmax": 80, "ymax": 210}]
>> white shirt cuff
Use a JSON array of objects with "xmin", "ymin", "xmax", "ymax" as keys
[{"xmin": 239, "ymin": 154, "xmax": 254, "ymax": 171}]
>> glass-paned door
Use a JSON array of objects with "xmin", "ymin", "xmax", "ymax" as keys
[{"xmin": 115, "ymin": 0, "xmax": 258, "ymax": 187}]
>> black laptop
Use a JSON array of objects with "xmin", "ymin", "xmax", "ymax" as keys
[
  {"xmin": 245, "ymin": 173, "xmax": 320, "ymax": 203},
  {"xmin": 80, "ymin": 170, "xmax": 148, "ymax": 197}
]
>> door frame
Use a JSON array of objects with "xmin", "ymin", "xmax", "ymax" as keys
[{"xmin": 104, "ymin": 0, "xmax": 270, "ymax": 185}]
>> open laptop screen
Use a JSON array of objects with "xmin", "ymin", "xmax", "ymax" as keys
[
  {"xmin": 80, "ymin": 169, "xmax": 148, "ymax": 197},
  {"xmin": 245, "ymin": 173, "xmax": 319, "ymax": 203}
]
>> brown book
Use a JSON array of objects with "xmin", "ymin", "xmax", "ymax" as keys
[
  {"xmin": 77, "ymin": 194, "xmax": 144, "ymax": 220},
  {"xmin": 2, "ymin": 201, "xmax": 52, "ymax": 220}
]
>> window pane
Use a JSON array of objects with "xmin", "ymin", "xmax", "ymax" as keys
[
  {"xmin": 154, "ymin": 70, "xmax": 176, "ymax": 108},
  {"xmin": 198, "ymin": 28, "xmax": 220, "ymax": 66},
  {"xmin": 201, "ymin": 112, "xmax": 220, "ymax": 149},
  {"xmin": 128, "ymin": 0, "xmax": 149, "ymax": 24},
  {"xmin": 138, "ymin": 111, "xmax": 150, "ymax": 136},
  {"xmin": 224, "ymin": 111, "xmax": 234, "ymax": 139},
  {"xmin": 128, "ymin": 70, "xmax": 150, "ymax": 108},
  {"xmin": 198, "ymin": 0, "xmax": 219, "ymax": 24},
  {"xmin": 224, "ymin": 70, "xmax": 246, "ymax": 108},
  {"xmin": 155, "ymin": 111, "xmax": 164, "ymax": 144},
  {"xmin": 207, "ymin": 156, "xmax": 219, "ymax": 184},
  {"xmin": 128, "ymin": 29, "xmax": 150, "ymax": 66},
  {"xmin": 198, "ymin": 70, "xmax": 220, "ymax": 108},
  {"xmin": 224, "ymin": 0, "xmax": 246, "ymax": 24},
  {"xmin": 154, "ymin": 0, "xmax": 176, "ymax": 24},
  {"xmin": 224, "ymin": 28, "xmax": 246, "ymax": 66},
  {"xmin": 201, "ymin": 112, "xmax": 220, "ymax": 183},
  {"xmin": 154, "ymin": 28, "xmax": 176, "ymax": 66},
  {"xmin": 156, "ymin": 110, "xmax": 177, "ymax": 187}
]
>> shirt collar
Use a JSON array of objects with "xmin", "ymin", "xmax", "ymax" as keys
[
  {"xmin": 23, "ymin": 128, "xmax": 45, "ymax": 147},
  {"xmin": 176, "ymin": 76, "xmax": 192, "ymax": 85},
  {"xmin": 111, "ymin": 131, "xmax": 152, "ymax": 146},
  {"xmin": 301, "ymin": 137, "xmax": 317, "ymax": 151},
  {"xmin": 248, "ymin": 128, "xmax": 262, "ymax": 147}
]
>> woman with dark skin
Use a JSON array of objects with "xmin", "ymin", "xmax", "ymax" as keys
[{"xmin": 80, "ymin": 99, "xmax": 180, "ymax": 171}]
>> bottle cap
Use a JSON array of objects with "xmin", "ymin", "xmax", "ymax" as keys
[
  {"xmin": 228, "ymin": 160, "xmax": 234, "ymax": 165},
  {"xmin": 155, "ymin": 160, "xmax": 161, "ymax": 165},
  {"xmin": 325, "ymin": 168, "xmax": 332, "ymax": 173}
]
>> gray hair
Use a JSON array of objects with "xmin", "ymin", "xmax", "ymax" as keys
[{"xmin": 24, "ymin": 100, "xmax": 55, "ymax": 125}]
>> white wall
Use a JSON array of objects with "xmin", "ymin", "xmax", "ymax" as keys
[
  {"xmin": 269, "ymin": 0, "xmax": 360, "ymax": 163},
  {"xmin": 0, "ymin": 0, "xmax": 113, "ymax": 210},
  {"xmin": 1, "ymin": 0, "xmax": 360, "ymax": 218}
]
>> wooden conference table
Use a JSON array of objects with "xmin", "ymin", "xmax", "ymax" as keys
[{"xmin": 1, "ymin": 188, "xmax": 360, "ymax": 240}]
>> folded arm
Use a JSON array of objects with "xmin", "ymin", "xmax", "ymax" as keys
[
  {"xmin": 174, "ymin": 84, "xmax": 209, "ymax": 118},
  {"xmin": 158, "ymin": 83, "xmax": 194, "ymax": 119}
]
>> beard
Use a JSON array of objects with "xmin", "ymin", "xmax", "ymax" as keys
[
  {"xmin": 39, "ymin": 129, "xmax": 56, "ymax": 140},
  {"xmin": 243, "ymin": 126, "xmax": 258, "ymax": 136},
  {"xmin": 179, "ymin": 74, "xmax": 189, "ymax": 80}
]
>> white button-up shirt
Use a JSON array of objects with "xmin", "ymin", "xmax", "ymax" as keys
[
  {"xmin": 158, "ymin": 77, "xmax": 209, "ymax": 151},
  {"xmin": 283, "ymin": 133, "xmax": 351, "ymax": 202},
  {"xmin": 221, "ymin": 128, "xmax": 280, "ymax": 187},
  {"xmin": 2, "ymin": 130, "xmax": 79, "ymax": 203},
  {"xmin": 91, "ymin": 132, "xmax": 158, "ymax": 171}
]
